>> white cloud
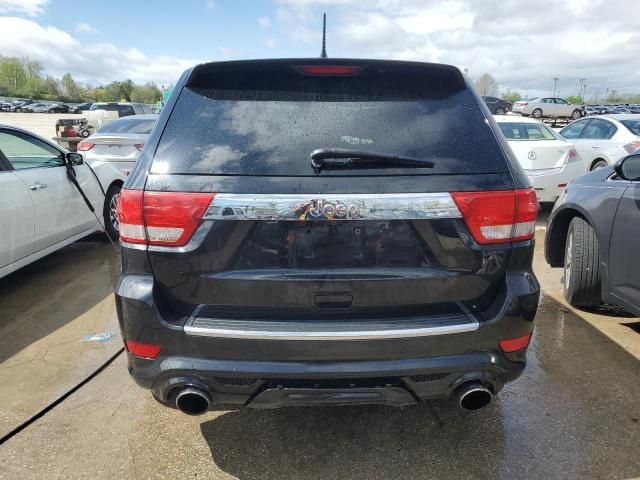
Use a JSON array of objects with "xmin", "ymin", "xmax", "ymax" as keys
[
  {"xmin": 75, "ymin": 22, "xmax": 97, "ymax": 34},
  {"xmin": 275, "ymin": 0, "xmax": 640, "ymax": 97},
  {"xmin": 258, "ymin": 16, "xmax": 272, "ymax": 27},
  {"xmin": 0, "ymin": 16, "xmax": 204, "ymax": 86},
  {"xmin": 0, "ymin": 0, "xmax": 47, "ymax": 16},
  {"xmin": 264, "ymin": 37, "xmax": 277, "ymax": 48}
]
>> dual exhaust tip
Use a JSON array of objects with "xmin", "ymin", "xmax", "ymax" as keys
[{"xmin": 174, "ymin": 381, "xmax": 493, "ymax": 415}]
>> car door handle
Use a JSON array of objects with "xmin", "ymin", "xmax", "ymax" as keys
[
  {"xmin": 29, "ymin": 182, "xmax": 47, "ymax": 190},
  {"xmin": 591, "ymin": 145, "xmax": 600, "ymax": 149}
]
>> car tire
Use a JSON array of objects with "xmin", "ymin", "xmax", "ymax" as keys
[
  {"xmin": 80, "ymin": 129, "xmax": 91, "ymax": 138},
  {"xmin": 532, "ymin": 108, "xmax": 542, "ymax": 118},
  {"xmin": 103, "ymin": 183, "xmax": 121, "ymax": 241},
  {"xmin": 590, "ymin": 159, "xmax": 608, "ymax": 171},
  {"xmin": 495, "ymin": 108, "xmax": 505, "ymax": 115},
  {"xmin": 563, "ymin": 217, "xmax": 601, "ymax": 308},
  {"xmin": 571, "ymin": 109, "xmax": 582, "ymax": 120}
]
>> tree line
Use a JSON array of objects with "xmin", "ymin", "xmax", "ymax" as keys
[
  {"xmin": 470, "ymin": 72, "xmax": 640, "ymax": 104},
  {"xmin": 0, "ymin": 56, "xmax": 162, "ymax": 104}
]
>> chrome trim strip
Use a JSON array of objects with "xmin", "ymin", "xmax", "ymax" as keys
[
  {"xmin": 183, "ymin": 318, "xmax": 479, "ymax": 340},
  {"xmin": 119, "ymin": 240, "xmax": 147, "ymax": 251},
  {"xmin": 204, "ymin": 193, "xmax": 461, "ymax": 221}
]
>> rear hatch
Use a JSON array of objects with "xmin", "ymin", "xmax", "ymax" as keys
[{"xmin": 125, "ymin": 60, "xmax": 534, "ymax": 323}]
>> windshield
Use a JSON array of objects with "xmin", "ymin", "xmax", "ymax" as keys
[
  {"xmin": 154, "ymin": 84, "xmax": 507, "ymax": 176},
  {"xmin": 498, "ymin": 122, "xmax": 557, "ymax": 141},
  {"xmin": 621, "ymin": 120, "xmax": 640, "ymax": 135},
  {"xmin": 97, "ymin": 117, "xmax": 156, "ymax": 134}
]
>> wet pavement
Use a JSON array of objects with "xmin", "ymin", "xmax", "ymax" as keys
[{"xmin": 1, "ymin": 232, "xmax": 639, "ymax": 479}]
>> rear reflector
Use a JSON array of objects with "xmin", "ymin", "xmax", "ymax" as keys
[
  {"xmin": 118, "ymin": 189, "xmax": 215, "ymax": 246},
  {"xmin": 134, "ymin": 143, "xmax": 145, "ymax": 151},
  {"xmin": 499, "ymin": 333, "xmax": 532, "ymax": 353},
  {"xmin": 125, "ymin": 340, "xmax": 161, "ymax": 359},
  {"xmin": 296, "ymin": 65, "xmax": 362, "ymax": 76},
  {"xmin": 451, "ymin": 189, "xmax": 538, "ymax": 244},
  {"xmin": 77, "ymin": 141, "xmax": 94, "ymax": 151}
]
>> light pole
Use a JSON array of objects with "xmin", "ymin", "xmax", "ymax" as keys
[
  {"xmin": 552, "ymin": 78, "xmax": 559, "ymax": 97},
  {"xmin": 579, "ymin": 79, "xmax": 586, "ymax": 100}
]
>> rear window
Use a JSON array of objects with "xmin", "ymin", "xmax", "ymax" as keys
[
  {"xmin": 621, "ymin": 120, "xmax": 640, "ymax": 135},
  {"xmin": 498, "ymin": 122, "xmax": 556, "ymax": 141},
  {"xmin": 153, "ymin": 61, "xmax": 508, "ymax": 176},
  {"xmin": 97, "ymin": 117, "xmax": 156, "ymax": 134}
]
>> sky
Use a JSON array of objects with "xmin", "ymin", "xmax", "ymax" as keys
[{"xmin": 0, "ymin": 0, "xmax": 638, "ymax": 98}]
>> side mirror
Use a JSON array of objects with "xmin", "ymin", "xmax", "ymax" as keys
[
  {"xmin": 66, "ymin": 152, "xmax": 84, "ymax": 166},
  {"xmin": 614, "ymin": 154, "xmax": 640, "ymax": 181}
]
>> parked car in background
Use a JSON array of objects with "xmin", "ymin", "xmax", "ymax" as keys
[
  {"xmin": 559, "ymin": 115, "xmax": 640, "ymax": 171},
  {"xmin": 21, "ymin": 102, "xmax": 46, "ymax": 113},
  {"xmin": 545, "ymin": 153, "xmax": 640, "ymax": 315},
  {"xmin": 9, "ymin": 100, "xmax": 34, "ymax": 112},
  {"xmin": 89, "ymin": 102, "xmax": 153, "ymax": 117},
  {"xmin": 0, "ymin": 124, "xmax": 126, "ymax": 279},
  {"xmin": 0, "ymin": 101, "xmax": 12, "ymax": 112},
  {"xmin": 512, "ymin": 97, "xmax": 584, "ymax": 120},
  {"xmin": 482, "ymin": 96, "xmax": 511, "ymax": 115},
  {"xmin": 584, "ymin": 106, "xmax": 603, "ymax": 116},
  {"xmin": 78, "ymin": 114, "xmax": 157, "ymax": 176},
  {"xmin": 44, "ymin": 103, "xmax": 70, "ymax": 113},
  {"xmin": 495, "ymin": 115, "xmax": 582, "ymax": 206},
  {"xmin": 69, "ymin": 102, "xmax": 93, "ymax": 113},
  {"xmin": 115, "ymin": 59, "xmax": 540, "ymax": 415}
]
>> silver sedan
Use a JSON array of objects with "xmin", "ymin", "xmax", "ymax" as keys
[{"xmin": 77, "ymin": 114, "xmax": 157, "ymax": 176}]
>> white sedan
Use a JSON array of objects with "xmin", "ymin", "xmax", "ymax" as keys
[
  {"xmin": 558, "ymin": 114, "xmax": 640, "ymax": 171},
  {"xmin": 495, "ymin": 115, "xmax": 583, "ymax": 205},
  {"xmin": 0, "ymin": 124, "xmax": 126, "ymax": 279}
]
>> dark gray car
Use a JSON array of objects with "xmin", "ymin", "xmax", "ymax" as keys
[{"xmin": 545, "ymin": 154, "xmax": 640, "ymax": 315}]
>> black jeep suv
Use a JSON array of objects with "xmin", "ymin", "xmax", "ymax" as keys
[{"xmin": 115, "ymin": 59, "xmax": 539, "ymax": 415}]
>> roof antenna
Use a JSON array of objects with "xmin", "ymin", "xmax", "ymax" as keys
[{"xmin": 320, "ymin": 13, "xmax": 327, "ymax": 58}]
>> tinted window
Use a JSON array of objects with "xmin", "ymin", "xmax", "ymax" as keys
[
  {"xmin": 154, "ymin": 63, "xmax": 507, "ymax": 176},
  {"xmin": 555, "ymin": 98, "xmax": 568, "ymax": 104},
  {"xmin": 621, "ymin": 120, "xmax": 640, "ymax": 135},
  {"xmin": 498, "ymin": 122, "xmax": 556, "ymax": 140},
  {"xmin": 560, "ymin": 120, "xmax": 588, "ymax": 139},
  {"xmin": 98, "ymin": 117, "xmax": 156, "ymax": 134},
  {"xmin": 0, "ymin": 131, "xmax": 63, "ymax": 170},
  {"xmin": 580, "ymin": 119, "xmax": 616, "ymax": 139}
]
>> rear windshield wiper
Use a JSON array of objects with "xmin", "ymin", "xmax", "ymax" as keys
[{"xmin": 310, "ymin": 148, "xmax": 435, "ymax": 174}]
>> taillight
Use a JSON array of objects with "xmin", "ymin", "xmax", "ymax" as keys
[
  {"xmin": 451, "ymin": 189, "xmax": 538, "ymax": 244},
  {"xmin": 125, "ymin": 340, "xmax": 161, "ymax": 359},
  {"xmin": 77, "ymin": 141, "xmax": 94, "ymax": 151},
  {"xmin": 565, "ymin": 148, "xmax": 580, "ymax": 163},
  {"xmin": 134, "ymin": 143, "xmax": 144, "ymax": 151},
  {"xmin": 623, "ymin": 140, "xmax": 640, "ymax": 154},
  {"xmin": 117, "ymin": 189, "xmax": 214, "ymax": 246},
  {"xmin": 295, "ymin": 65, "xmax": 362, "ymax": 75},
  {"xmin": 499, "ymin": 333, "xmax": 532, "ymax": 353}
]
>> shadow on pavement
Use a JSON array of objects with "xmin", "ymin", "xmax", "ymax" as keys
[
  {"xmin": 200, "ymin": 401, "xmax": 505, "ymax": 480},
  {"xmin": 0, "ymin": 238, "xmax": 119, "ymax": 363}
]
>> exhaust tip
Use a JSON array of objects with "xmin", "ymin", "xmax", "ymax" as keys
[
  {"xmin": 175, "ymin": 387, "xmax": 211, "ymax": 416},
  {"xmin": 456, "ymin": 382, "xmax": 493, "ymax": 411}
]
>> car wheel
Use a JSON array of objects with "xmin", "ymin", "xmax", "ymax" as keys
[
  {"xmin": 80, "ymin": 129, "xmax": 90, "ymax": 138},
  {"xmin": 495, "ymin": 108, "xmax": 505, "ymax": 115},
  {"xmin": 571, "ymin": 109, "xmax": 582, "ymax": 120},
  {"xmin": 532, "ymin": 108, "xmax": 542, "ymax": 118},
  {"xmin": 563, "ymin": 217, "xmax": 601, "ymax": 307},
  {"xmin": 590, "ymin": 159, "xmax": 608, "ymax": 171},
  {"xmin": 103, "ymin": 184, "xmax": 121, "ymax": 241}
]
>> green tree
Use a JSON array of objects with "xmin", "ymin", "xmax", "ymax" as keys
[
  {"xmin": 501, "ymin": 89, "xmax": 521, "ymax": 102},
  {"xmin": 565, "ymin": 95, "xmax": 583, "ymax": 104},
  {"xmin": 0, "ymin": 57, "xmax": 27, "ymax": 93}
]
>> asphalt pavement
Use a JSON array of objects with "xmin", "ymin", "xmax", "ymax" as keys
[{"xmin": 0, "ymin": 231, "xmax": 639, "ymax": 479}]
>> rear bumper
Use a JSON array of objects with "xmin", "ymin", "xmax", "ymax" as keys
[
  {"xmin": 525, "ymin": 161, "xmax": 583, "ymax": 203},
  {"xmin": 115, "ymin": 267, "xmax": 539, "ymax": 409},
  {"xmin": 128, "ymin": 350, "xmax": 525, "ymax": 408}
]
